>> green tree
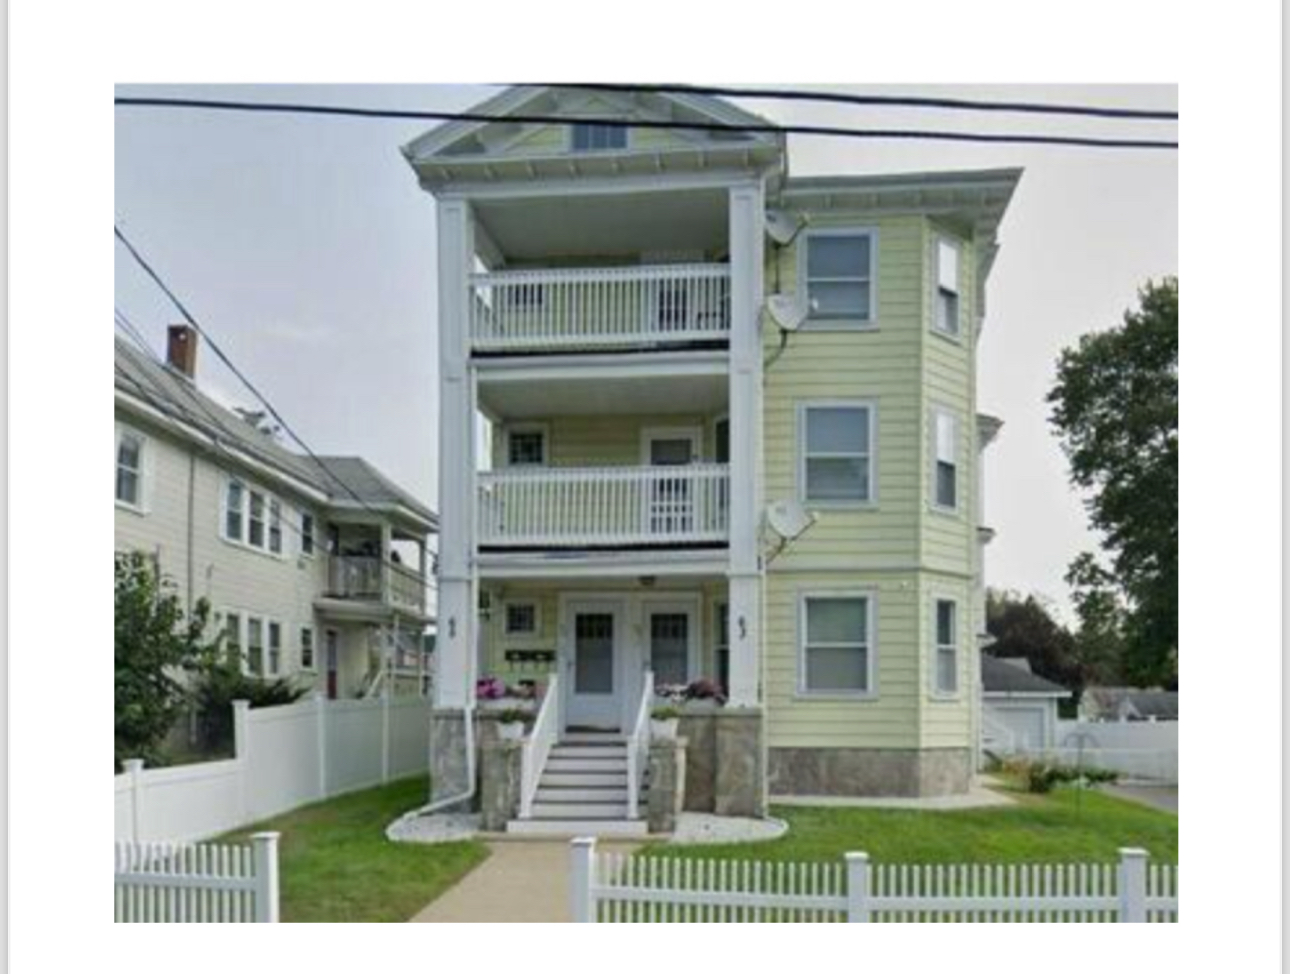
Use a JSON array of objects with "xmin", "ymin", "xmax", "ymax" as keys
[
  {"xmin": 985, "ymin": 589, "xmax": 1080, "ymax": 691},
  {"xmin": 114, "ymin": 552, "xmax": 219, "ymax": 768},
  {"xmin": 1048, "ymin": 278, "xmax": 1178, "ymax": 686},
  {"xmin": 1065, "ymin": 552, "xmax": 1127, "ymax": 687}
]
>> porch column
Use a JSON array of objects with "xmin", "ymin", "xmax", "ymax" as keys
[
  {"xmin": 434, "ymin": 196, "xmax": 477, "ymax": 709},
  {"xmin": 726, "ymin": 180, "xmax": 765, "ymax": 707}
]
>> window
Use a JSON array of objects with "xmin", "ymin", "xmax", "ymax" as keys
[
  {"xmin": 504, "ymin": 602, "xmax": 539, "ymax": 636},
  {"xmin": 267, "ymin": 622, "xmax": 282, "ymax": 676},
  {"xmin": 934, "ymin": 239, "xmax": 961, "ymax": 336},
  {"xmin": 715, "ymin": 602, "xmax": 730, "ymax": 698},
  {"xmin": 222, "ymin": 476, "xmax": 286, "ymax": 555},
  {"xmin": 248, "ymin": 491, "xmax": 266, "ymax": 548},
  {"xmin": 225, "ymin": 481, "xmax": 245, "ymax": 541},
  {"xmin": 801, "ymin": 595, "xmax": 873, "ymax": 694},
  {"xmin": 246, "ymin": 617, "xmax": 264, "ymax": 676},
  {"xmin": 300, "ymin": 512, "xmax": 315, "ymax": 556},
  {"xmin": 932, "ymin": 408, "xmax": 958, "ymax": 511},
  {"xmin": 268, "ymin": 499, "xmax": 283, "ymax": 554},
  {"xmin": 507, "ymin": 428, "xmax": 546, "ymax": 467},
  {"xmin": 801, "ymin": 404, "xmax": 874, "ymax": 503},
  {"xmin": 714, "ymin": 418, "xmax": 730, "ymax": 464},
  {"xmin": 804, "ymin": 232, "xmax": 874, "ymax": 322},
  {"xmin": 933, "ymin": 599, "xmax": 958, "ymax": 695},
  {"xmin": 224, "ymin": 612, "xmax": 242, "ymax": 667},
  {"xmin": 571, "ymin": 122, "xmax": 627, "ymax": 151},
  {"xmin": 116, "ymin": 428, "xmax": 144, "ymax": 508},
  {"xmin": 300, "ymin": 626, "xmax": 315, "ymax": 670}
]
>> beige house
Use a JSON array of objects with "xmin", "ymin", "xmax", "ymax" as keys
[{"xmin": 115, "ymin": 326, "xmax": 437, "ymax": 700}]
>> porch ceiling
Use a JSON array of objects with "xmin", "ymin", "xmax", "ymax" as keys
[{"xmin": 478, "ymin": 369, "xmax": 728, "ymax": 420}]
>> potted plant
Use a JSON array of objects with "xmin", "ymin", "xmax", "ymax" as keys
[
  {"xmin": 651, "ymin": 705, "xmax": 681, "ymax": 740},
  {"xmin": 496, "ymin": 708, "xmax": 529, "ymax": 741}
]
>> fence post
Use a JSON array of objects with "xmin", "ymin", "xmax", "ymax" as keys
[
  {"xmin": 314, "ymin": 693, "xmax": 328, "ymax": 799},
  {"xmin": 232, "ymin": 699, "xmax": 251, "ymax": 821},
  {"xmin": 123, "ymin": 758, "xmax": 145, "ymax": 843},
  {"xmin": 251, "ymin": 832, "xmax": 281, "ymax": 923},
  {"xmin": 569, "ymin": 837, "xmax": 597, "ymax": 922},
  {"xmin": 1118, "ymin": 847, "xmax": 1148, "ymax": 922},
  {"xmin": 845, "ymin": 852, "xmax": 870, "ymax": 922}
]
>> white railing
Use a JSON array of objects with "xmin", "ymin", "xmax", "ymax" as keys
[
  {"xmin": 570, "ymin": 842, "xmax": 1177, "ymax": 923},
  {"xmin": 478, "ymin": 464, "xmax": 729, "ymax": 548},
  {"xmin": 624, "ymin": 672, "xmax": 654, "ymax": 822},
  {"xmin": 470, "ymin": 263, "xmax": 731, "ymax": 352},
  {"xmin": 326, "ymin": 556, "xmax": 426, "ymax": 613},
  {"xmin": 520, "ymin": 675, "xmax": 561, "ymax": 819},
  {"xmin": 115, "ymin": 833, "xmax": 280, "ymax": 923}
]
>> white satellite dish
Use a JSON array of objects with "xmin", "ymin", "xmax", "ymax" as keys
[
  {"xmin": 764, "ymin": 209, "xmax": 805, "ymax": 246},
  {"xmin": 765, "ymin": 294, "xmax": 809, "ymax": 333},
  {"xmin": 765, "ymin": 499, "xmax": 816, "ymax": 541}
]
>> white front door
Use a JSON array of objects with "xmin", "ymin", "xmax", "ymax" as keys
[{"xmin": 562, "ymin": 600, "xmax": 628, "ymax": 731}]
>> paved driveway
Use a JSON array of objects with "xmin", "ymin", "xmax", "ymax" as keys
[{"xmin": 1105, "ymin": 783, "xmax": 1177, "ymax": 813}]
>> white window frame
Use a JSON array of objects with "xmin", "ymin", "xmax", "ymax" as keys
[
  {"xmin": 797, "ymin": 591, "xmax": 878, "ymax": 699},
  {"xmin": 930, "ymin": 405, "xmax": 960, "ymax": 514},
  {"xmin": 930, "ymin": 597, "xmax": 960, "ymax": 699},
  {"xmin": 932, "ymin": 237, "xmax": 962, "ymax": 339},
  {"xmin": 115, "ymin": 424, "xmax": 148, "ymax": 512},
  {"xmin": 798, "ymin": 227, "xmax": 878, "ymax": 328},
  {"xmin": 503, "ymin": 600, "xmax": 541, "ymax": 637},
  {"xmin": 798, "ymin": 401, "xmax": 878, "ymax": 507},
  {"xmin": 299, "ymin": 625, "xmax": 316, "ymax": 671},
  {"xmin": 569, "ymin": 121, "xmax": 629, "ymax": 153},
  {"xmin": 504, "ymin": 423, "xmax": 549, "ymax": 468},
  {"xmin": 220, "ymin": 473, "xmax": 287, "ymax": 558}
]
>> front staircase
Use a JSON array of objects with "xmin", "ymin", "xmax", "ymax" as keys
[{"xmin": 506, "ymin": 731, "xmax": 649, "ymax": 837}]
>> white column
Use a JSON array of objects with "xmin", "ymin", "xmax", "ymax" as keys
[
  {"xmin": 435, "ymin": 197, "xmax": 477, "ymax": 710},
  {"xmin": 726, "ymin": 181, "xmax": 765, "ymax": 707}
]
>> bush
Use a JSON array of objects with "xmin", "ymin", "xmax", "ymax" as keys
[
  {"xmin": 651, "ymin": 706, "xmax": 682, "ymax": 721},
  {"xmin": 192, "ymin": 661, "xmax": 309, "ymax": 754},
  {"xmin": 1005, "ymin": 756, "xmax": 1121, "ymax": 793}
]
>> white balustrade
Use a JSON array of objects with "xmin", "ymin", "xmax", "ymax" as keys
[
  {"xmin": 625, "ymin": 671, "xmax": 654, "ymax": 822},
  {"xmin": 519, "ymin": 675, "xmax": 561, "ymax": 819}
]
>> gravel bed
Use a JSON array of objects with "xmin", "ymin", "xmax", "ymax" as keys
[
  {"xmin": 386, "ymin": 811, "xmax": 481, "ymax": 844},
  {"xmin": 668, "ymin": 813, "xmax": 788, "ymax": 845}
]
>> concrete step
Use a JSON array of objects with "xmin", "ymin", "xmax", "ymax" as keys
[
  {"xmin": 505, "ymin": 818, "xmax": 649, "ymax": 838},
  {"xmin": 545, "ymin": 757, "xmax": 628, "ymax": 774},
  {"xmin": 541, "ymin": 771, "xmax": 629, "ymax": 788},
  {"xmin": 549, "ymin": 745, "xmax": 628, "ymax": 760},
  {"xmin": 561, "ymin": 732, "xmax": 624, "ymax": 745},
  {"xmin": 535, "ymin": 786, "xmax": 634, "ymax": 804},
  {"xmin": 530, "ymin": 802, "xmax": 643, "ymax": 820}
]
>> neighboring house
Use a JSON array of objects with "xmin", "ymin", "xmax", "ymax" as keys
[
  {"xmin": 1079, "ymin": 686, "xmax": 1178, "ymax": 722},
  {"xmin": 404, "ymin": 85, "xmax": 1020, "ymax": 829},
  {"xmin": 115, "ymin": 327, "xmax": 438, "ymax": 701},
  {"xmin": 980, "ymin": 655, "xmax": 1071, "ymax": 755}
]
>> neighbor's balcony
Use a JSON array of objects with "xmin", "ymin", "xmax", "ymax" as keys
[
  {"xmin": 478, "ymin": 464, "xmax": 730, "ymax": 548},
  {"xmin": 470, "ymin": 264, "xmax": 731, "ymax": 354},
  {"xmin": 324, "ymin": 556, "xmax": 426, "ymax": 614}
]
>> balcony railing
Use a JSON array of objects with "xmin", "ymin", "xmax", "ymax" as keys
[
  {"xmin": 469, "ymin": 264, "xmax": 731, "ymax": 353},
  {"xmin": 325, "ymin": 556, "xmax": 426, "ymax": 614},
  {"xmin": 478, "ymin": 464, "xmax": 730, "ymax": 548}
]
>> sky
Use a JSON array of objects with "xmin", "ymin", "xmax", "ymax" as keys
[{"xmin": 114, "ymin": 83, "xmax": 1178, "ymax": 621}]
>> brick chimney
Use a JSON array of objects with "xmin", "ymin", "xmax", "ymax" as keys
[{"xmin": 166, "ymin": 324, "xmax": 198, "ymax": 378}]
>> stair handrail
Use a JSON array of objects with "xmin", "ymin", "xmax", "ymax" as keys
[
  {"xmin": 519, "ymin": 674, "xmax": 560, "ymax": 819},
  {"xmin": 625, "ymin": 671, "xmax": 654, "ymax": 821}
]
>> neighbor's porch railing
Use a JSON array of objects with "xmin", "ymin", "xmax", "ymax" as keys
[
  {"xmin": 519, "ymin": 675, "xmax": 561, "ymax": 819},
  {"xmin": 470, "ymin": 264, "xmax": 731, "ymax": 353},
  {"xmin": 478, "ymin": 464, "xmax": 729, "ymax": 548},
  {"xmin": 326, "ymin": 556, "xmax": 426, "ymax": 613}
]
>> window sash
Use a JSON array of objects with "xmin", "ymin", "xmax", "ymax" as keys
[
  {"xmin": 268, "ymin": 622, "xmax": 281, "ymax": 676},
  {"xmin": 802, "ymin": 596, "xmax": 872, "ymax": 693},
  {"xmin": 300, "ymin": 627, "xmax": 315, "ymax": 669},
  {"xmin": 116, "ymin": 434, "xmax": 142, "ymax": 505},
  {"xmin": 246, "ymin": 618, "xmax": 264, "ymax": 676},
  {"xmin": 301, "ymin": 513, "xmax": 315, "ymax": 555},
  {"xmin": 932, "ymin": 410, "xmax": 958, "ymax": 509},
  {"xmin": 803, "ymin": 406, "xmax": 872, "ymax": 502},
  {"xmin": 715, "ymin": 602, "xmax": 730, "ymax": 696},
  {"xmin": 572, "ymin": 123, "xmax": 627, "ymax": 151},
  {"xmin": 505, "ymin": 603, "xmax": 538, "ymax": 635},
  {"xmin": 224, "ymin": 481, "xmax": 245, "ymax": 540},
  {"xmin": 507, "ymin": 431, "xmax": 546, "ymax": 467},
  {"xmin": 805, "ymin": 234, "xmax": 873, "ymax": 320},
  {"xmin": 934, "ymin": 600, "xmax": 958, "ymax": 694},
  {"xmin": 248, "ymin": 492, "xmax": 266, "ymax": 548},
  {"xmin": 268, "ymin": 499, "xmax": 283, "ymax": 554}
]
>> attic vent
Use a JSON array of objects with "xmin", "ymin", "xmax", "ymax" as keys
[{"xmin": 571, "ymin": 122, "xmax": 627, "ymax": 151}]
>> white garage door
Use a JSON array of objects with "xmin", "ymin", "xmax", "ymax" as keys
[{"xmin": 994, "ymin": 705, "xmax": 1047, "ymax": 750}]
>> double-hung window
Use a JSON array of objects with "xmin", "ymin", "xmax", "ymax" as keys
[
  {"xmin": 267, "ymin": 622, "xmax": 282, "ymax": 676},
  {"xmin": 804, "ymin": 231, "xmax": 874, "ymax": 323},
  {"xmin": 115, "ymin": 427, "xmax": 145, "ymax": 509},
  {"xmin": 300, "ymin": 512, "xmax": 315, "ymax": 556},
  {"xmin": 933, "ymin": 599, "xmax": 959, "ymax": 696},
  {"xmin": 504, "ymin": 601, "xmax": 539, "ymax": 637},
  {"xmin": 223, "ymin": 612, "xmax": 242, "ymax": 667},
  {"xmin": 246, "ymin": 617, "xmax": 265, "ymax": 676},
  {"xmin": 248, "ymin": 491, "xmax": 266, "ymax": 548},
  {"xmin": 931, "ymin": 408, "xmax": 959, "ymax": 511},
  {"xmin": 506, "ymin": 427, "xmax": 547, "ymax": 467},
  {"xmin": 571, "ymin": 122, "xmax": 627, "ymax": 151},
  {"xmin": 268, "ymin": 499, "xmax": 283, "ymax": 554},
  {"xmin": 224, "ymin": 480, "xmax": 245, "ymax": 541},
  {"xmin": 934, "ymin": 239, "xmax": 961, "ymax": 337},
  {"xmin": 223, "ymin": 476, "xmax": 285, "ymax": 555},
  {"xmin": 801, "ymin": 594, "xmax": 874, "ymax": 694},
  {"xmin": 801, "ymin": 404, "xmax": 875, "ymax": 503},
  {"xmin": 300, "ymin": 626, "xmax": 315, "ymax": 670}
]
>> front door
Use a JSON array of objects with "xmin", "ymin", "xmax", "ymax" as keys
[
  {"xmin": 563, "ymin": 601, "xmax": 626, "ymax": 731},
  {"xmin": 643, "ymin": 430, "xmax": 699, "ymax": 538}
]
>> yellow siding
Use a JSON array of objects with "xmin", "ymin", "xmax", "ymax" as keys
[
  {"xmin": 919, "ymin": 573, "xmax": 974, "ymax": 747},
  {"xmin": 493, "ymin": 413, "xmax": 726, "ymax": 468}
]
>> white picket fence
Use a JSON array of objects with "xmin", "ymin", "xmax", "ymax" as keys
[
  {"xmin": 570, "ymin": 840, "xmax": 1177, "ymax": 923},
  {"xmin": 115, "ymin": 833, "xmax": 279, "ymax": 923},
  {"xmin": 115, "ymin": 693, "xmax": 432, "ymax": 843}
]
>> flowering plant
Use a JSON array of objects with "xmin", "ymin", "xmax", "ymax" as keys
[
  {"xmin": 475, "ymin": 676, "xmax": 508, "ymax": 701},
  {"xmin": 654, "ymin": 683, "xmax": 689, "ymax": 704},
  {"xmin": 654, "ymin": 679, "xmax": 727, "ymax": 706}
]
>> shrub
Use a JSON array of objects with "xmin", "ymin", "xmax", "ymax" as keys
[
  {"xmin": 192, "ymin": 661, "xmax": 309, "ymax": 754},
  {"xmin": 496, "ymin": 707, "xmax": 530, "ymax": 725},
  {"xmin": 651, "ymin": 706, "xmax": 682, "ymax": 721}
]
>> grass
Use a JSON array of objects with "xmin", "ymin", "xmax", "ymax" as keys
[
  {"xmin": 645, "ymin": 781, "xmax": 1177, "ymax": 866},
  {"xmin": 222, "ymin": 776, "xmax": 488, "ymax": 922}
]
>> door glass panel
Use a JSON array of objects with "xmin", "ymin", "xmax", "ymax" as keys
[
  {"xmin": 574, "ymin": 613, "xmax": 614, "ymax": 695},
  {"xmin": 649, "ymin": 438, "xmax": 694, "ymax": 535},
  {"xmin": 650, "ymin": 613, "xmax": 689, "ymax": 686}
]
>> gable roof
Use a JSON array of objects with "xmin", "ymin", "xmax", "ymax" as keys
[
  {"xmin": 115, "ymin": 336, "xmax": 437, "ymax": 531},
  {"xmin": 981, "ymin": 655, "xmax": 1071, "ymax": 696}
]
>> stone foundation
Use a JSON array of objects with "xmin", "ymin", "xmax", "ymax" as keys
[
  {"xmin": 429, "ymin": 708, "xmax": 471, "ymax": 806},
  {"xmin": 647, "ymin": 738, "xmax": 686, "ymax": 833},
  {"xmin": 479, "ymin": 739, "xmax": 523, "ymax": 831},
  {"xmin": 676, "ymin": 706, "xmax": 765, "ymax": 818},
  {"xmin": 767, "ymin": 747, "xmax": 973, "ymax": 798}
]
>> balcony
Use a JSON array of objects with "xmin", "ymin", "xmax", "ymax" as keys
[
  {"xmin": 324, "ymin": 556, "xmax": 427, "ymax": 615},
  {"xmin": 470, "ymin": 264, "xmax": 730, "ymax": 355},
  {"xmin": 478, "ymin": 464, "xmax": 730, "ymax": 549}
]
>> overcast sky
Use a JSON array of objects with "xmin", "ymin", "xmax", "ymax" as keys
[{"xmin": 114, "ymin": 83, "xmax": 1177, "ymax": 621}]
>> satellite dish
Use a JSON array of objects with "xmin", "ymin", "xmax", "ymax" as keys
[
  {"xmin": 764, "ymin": 209, "xmax": 805, "ymax": 246},
  {"xmin": 765, "ymin": 294, "xmax": 809, "ymax": 333},
  {"xmin": 765, "ymin": 500, "xmax": 816, "ymax": 541}
]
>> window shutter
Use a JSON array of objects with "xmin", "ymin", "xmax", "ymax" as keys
[{"xmin": 937, "ymin": 241, "xmax": 959, "ymax": 294}]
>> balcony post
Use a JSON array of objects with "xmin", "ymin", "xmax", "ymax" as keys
[
  {"xmin": 726, "ymin": 180, "xmax": 765, "ymax": 708},
  {"xmin": 435, "ymin": 196, "xmax": 477, "ymax": 709}
]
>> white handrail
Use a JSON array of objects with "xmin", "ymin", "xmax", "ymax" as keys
[
  {"xmin": 519, "ymin": 674, "xmax": 561, "ymax": 819},
  {"xmin": 625, "ymin": 671, "xmax": 654, "ymax": 821}
]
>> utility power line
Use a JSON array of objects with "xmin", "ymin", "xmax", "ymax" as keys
[{"xmin": 114, "ymin": 96, "xmax": 1178, "ymax": 150}]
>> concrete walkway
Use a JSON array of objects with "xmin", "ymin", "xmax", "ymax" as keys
[
  {"xmin": 1104, "ymin": 783, "xmax": 1178, "ymax": 814},
  {"xmin": 410, "ymin": 840, "xmax": 639, "ymax": 923}
]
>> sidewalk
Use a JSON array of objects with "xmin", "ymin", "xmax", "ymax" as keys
[{"xmin": 410, "ymin": 840, "xmax": 639, "ymax": 923}]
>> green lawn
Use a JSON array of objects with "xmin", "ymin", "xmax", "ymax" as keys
[
  {"xmin": 646, "ymin": 783, "xmax": 1177, "ymax": 866},
  {"xmin": 222, "ymin": 776, "xmax": 488, "ymax": 922}
]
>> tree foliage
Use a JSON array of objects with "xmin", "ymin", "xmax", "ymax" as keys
[
  {"xmin": 985, "ymin": 590, "xmax": 1080, "ymax": 691},
  {"xmin": 192, "ymin": 661, "xmax": 309, "ymax": 755},
  {"xmin": 114, "ymin": 552, "xmax": 220, "ymax": 768},
  {"xmin": 1048, "ymin": 278, "xmax": 1178, "ymax": 686}
]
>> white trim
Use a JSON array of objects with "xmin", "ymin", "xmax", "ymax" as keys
[
  {"xmin": 929, "ymin": 405, "xmax": 960, "ymax": 515},
  {"xmin": 796, "ymin": 590, "xmax": 878, "ymax": 699},
  {"xmin": 502, "ymin": 599, "xmax": 542, "ymax": 637},
  {"xmin": 435, "ymin": 170, "xmax": 762, "ymax": 202},
  {"xmin": 474, "ymin": 350, "xmax": 729, "ymax": 383},
  {"xmin": 797, "ymin": 400, "xmax": 878, "ymax": 508},
  {"xmin": 797, "ymin": 226, "xmax": 879, "ymax": 329},
  {"xmin": 477, "ymin": 550, "xmax": 728, "ymax": 580},
  {"xmin": 929, "ymin": 595, "xmax": 961, "ymax": 700}
]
